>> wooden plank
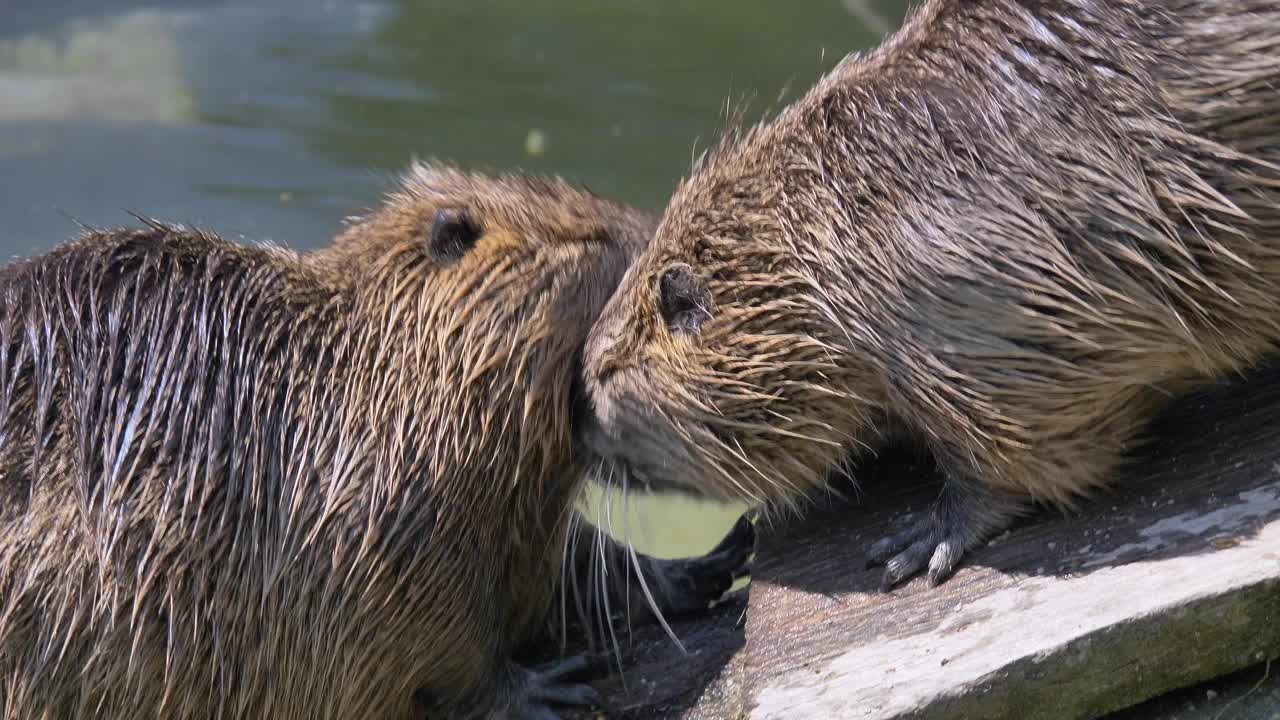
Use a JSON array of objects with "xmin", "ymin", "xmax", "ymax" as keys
[{"xmin": 738, "ymin": 365, "xmax": 1280, "ymax": 719}]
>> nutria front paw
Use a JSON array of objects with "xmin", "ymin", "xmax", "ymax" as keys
[
  {"xmin": 865, "ymin": 479, "xmax": 1025, "ymax": 591},
  {"xmin": 498, "ymin": 653, "xmax": 608, "ymax": 720},
  {"xmin": 650, "ymin": 512, "xmax": 755, "ymax": 617}
]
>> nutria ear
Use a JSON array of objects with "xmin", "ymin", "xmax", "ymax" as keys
[
  {"xmin": 657, "ymin": 263, "xmax": 712, "ymax": 336},
  {"xmin": 427, "ymin": 208, "xmax": 481, "ymax": 260}
]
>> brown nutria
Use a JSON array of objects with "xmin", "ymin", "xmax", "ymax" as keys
[
  {"xmin": 0, "ymin": 162, "xmax": 753, "ymax": 720},
  {"xmin": 582, "ymin": 0, "xmax": 1280, "ymax": 591}
]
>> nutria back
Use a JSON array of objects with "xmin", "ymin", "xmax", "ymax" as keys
[
  {"xmin": 0, "ymin": 163, "xmax": 655, "ymax": 718},
  {"xmin": 583, "ymin": 0, "xmax": 1280, "ymax": 587}
]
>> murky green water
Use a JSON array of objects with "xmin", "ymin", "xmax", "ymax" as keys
[{"xmin": 0, "ymin": 0, "xmax": 909, "ymax": 557}]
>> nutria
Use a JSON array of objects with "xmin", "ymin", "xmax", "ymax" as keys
[
  {"xmin": 582, "ymin": 0, "xmax": 1280, "ymax": 591},
  {"xmin": 0, "ymin": 162, "xmax": 752, "ymax": 720}
]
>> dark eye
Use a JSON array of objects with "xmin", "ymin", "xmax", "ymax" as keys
[
  {"xmin": 427, "ymin": 208, "xmax": 481, "ymax": 260},
  {"xmin": 657, "ymin": 263, "xmax": 711, "ymax": 336}
]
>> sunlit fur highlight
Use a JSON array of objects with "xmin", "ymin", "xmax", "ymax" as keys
[
  {"xmin": 0, "ymin": 162, "xmax": 661, "ymax": 719},
  {"xmin": 586, "ymin": 0, "xmax": 1280, "ymax": 516}
]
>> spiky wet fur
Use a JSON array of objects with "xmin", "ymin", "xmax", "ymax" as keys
[
  {"xmin": 0, "ymin": 163, "xmax": 745, "ymax": 719},
  {"xmin": 585, "ymin": 0, "xmax": 1280, "ymax": 573}
]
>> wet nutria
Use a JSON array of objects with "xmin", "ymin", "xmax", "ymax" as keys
[
  {"xmin": 582, "ymin": 0, "xmax": 1280, "ymax": 590},
  {"xmin": 0, "ymin": 163, "xmax": 752, "ymax": 720}
]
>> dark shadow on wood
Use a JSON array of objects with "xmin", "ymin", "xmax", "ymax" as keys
[{"xmin": 544, "ymin": 590, "xmax": 748, "ymax": 719}]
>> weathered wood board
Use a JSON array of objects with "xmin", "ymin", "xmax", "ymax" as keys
[
  {"xmin": 563, "ymin": 365, "xmax": 1280, "ymax": 718},
  {"xmin": 745, "ymin": 473, "xmax": 1280, "ymax": 719}
]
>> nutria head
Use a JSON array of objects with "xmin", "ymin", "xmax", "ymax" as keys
[
  {"xmin": 320, "ymin": 162, "xmax": 652, "ymax": 501},
  {"xmin": 582, "ymin": 114, "xmax": 873, "ymax": 506}
]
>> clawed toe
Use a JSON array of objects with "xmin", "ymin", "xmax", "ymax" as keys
[
  {"xmin": 512, "ymin": 653, "xmax": 609, "ymax": 718},
  {"xmin": 925, "ymin": 538, "xmax": 963, "ymax": 587},
  {"xmin": 877, "ymin": 533, "xmax": 935, "ymax": 591},
  {"xmin": 865, "ymin": 525, "xmax": 919, "ymax": 568},
  {"xmin": 872, "ymin": 513, "xmax": 981, "ymax": 591},
  {"xmin": 865, "ymin": 479, "xmax": 1026, "ymax": 592}
]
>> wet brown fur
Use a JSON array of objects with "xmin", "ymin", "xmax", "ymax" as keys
[
  {"xmin": 585, "ymin": 0, "xmax": 1280, "ymax": 557},
  {"xmin": 0, "ymin": 163, "xmax": 672, "ymax": 718}
]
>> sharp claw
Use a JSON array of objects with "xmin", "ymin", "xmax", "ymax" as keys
[
  {"xmin": 926, "ymin": 539, "xmax": 962, "ymax": 587},
  {"xmin": 876, "ymin": 535, "xmax": 935, "ymax": 591},
  {"xmin": 867, "ymin": 480, "xmax": 1026, "ymax": 593},
  {"xmin": 879, "ymin": 567, "xmax": 904, "ymax": 593}
]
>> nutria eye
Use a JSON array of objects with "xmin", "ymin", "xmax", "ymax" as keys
[
  {"xmin": 657, "ymin": 263, "xmax": 711, "ymax": 336},
  {"xmin": 427, "ymin": 208, "xmax": 481, "ymax": 260}
]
